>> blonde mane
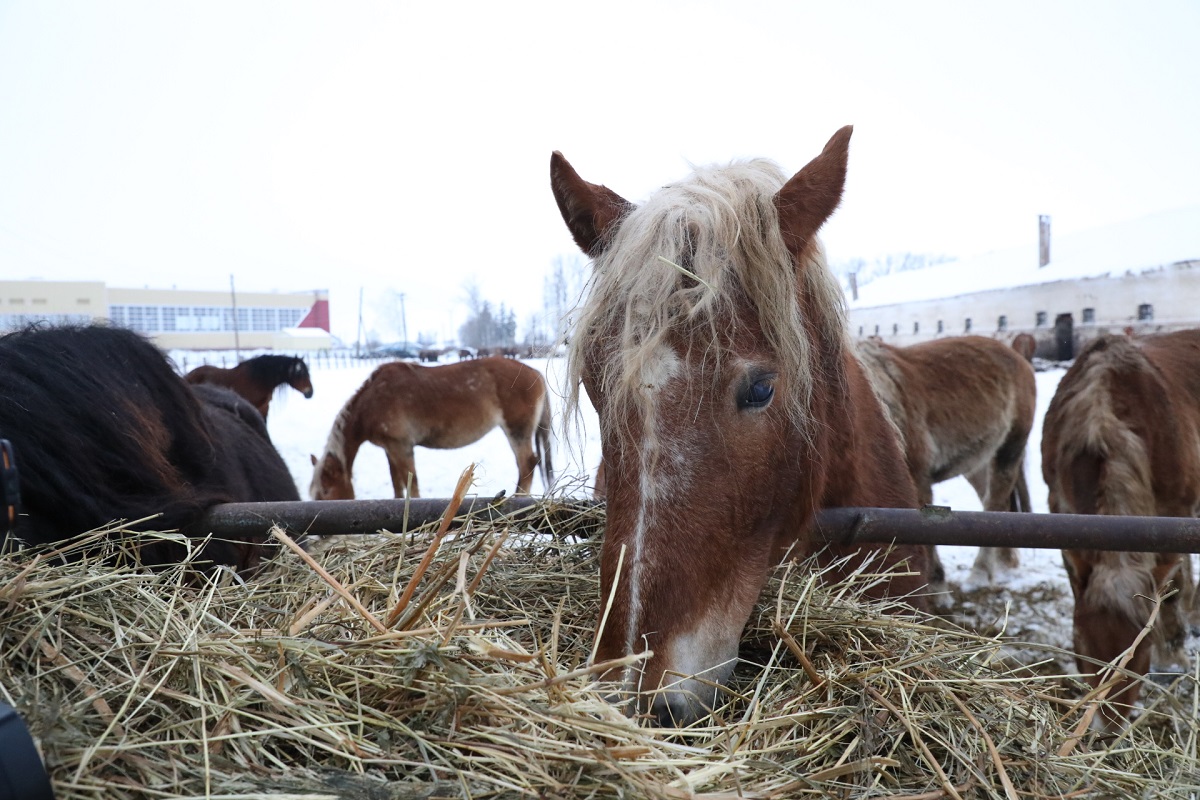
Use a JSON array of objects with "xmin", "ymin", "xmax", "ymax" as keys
[
  {"xmin": 565, "ymin": 159, "xmax": 848, "ymax": 437},
  {"xmin": 1049, "ymin": 336, "xmax": 1156, "ymax": 517}
]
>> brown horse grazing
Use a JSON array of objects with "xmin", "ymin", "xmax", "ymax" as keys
[
  {"xmin": 855, "ymin": 335, "xmax": 1036, "ymax": 586},
  {"xmin": 310, "ymin": 357, "xmax": 553, "ymax": 499},
  {"xmin": 1011, "ymin": 332, "xmax": 1037, "ymax": 362},
  {"xmin": 1042, "ymin": 330, "xmax": 1200, "ymax": 732},
  {"xmin": 552, "ymin": 127, "xmax": 930, "ymax": 726},
  {"xmin": 185, "ymin": 355, "xmax": 314, "ymax": 420}
]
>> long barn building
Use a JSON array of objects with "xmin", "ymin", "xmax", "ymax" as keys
[
  {"xmin": 0, "ymin": 281, "xmax": 331, "ymax": 350},
  {"xmin": 846, "ymin": 206, "xmax": 1200, "ymax": 359}
]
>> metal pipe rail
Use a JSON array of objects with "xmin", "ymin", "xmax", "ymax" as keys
[{"xmin": 199, "ymin": 498, "xmax": 1200, "ymax": 553}]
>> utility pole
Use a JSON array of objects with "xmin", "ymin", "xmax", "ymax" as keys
[
  {"xmin": 400, "ymin": 292, "xmax": 408, "ymax": 348},
  {"xmin": 1039, "ymin": 215, "xmax": 1051, "ymax": 268},
  {"xmin": 229, "ymin": 274, "xmax": 241, "ymax": 359}
]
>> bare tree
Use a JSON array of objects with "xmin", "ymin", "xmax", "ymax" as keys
[{"xmin": 543, "ymin": 254, "xmax": 588, "ymax": 344}]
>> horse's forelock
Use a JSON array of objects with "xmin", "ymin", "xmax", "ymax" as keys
[{"xmin": 565, "ymin": 159, "xmax": 847, "ymax": 439}]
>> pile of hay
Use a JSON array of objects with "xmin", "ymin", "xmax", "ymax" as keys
[{"xmin": 3, "ymin": 497, "xmax": 1200, "ymax": 799}]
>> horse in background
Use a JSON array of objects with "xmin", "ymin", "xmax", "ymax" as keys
[
  {"xmin": 310, "ymin": 357, "xmax": 553, "ymax": 499},
  {"xmin": 1042, "ymin": 330, "xmax": 1200, "ymax": 732},
  {"xmin": 855, "ymin": 335, "xmax": 1036, "ymax": 586},
  {"xmin": 552, "ymin": 126, "xmax": 930, "ymax": 726},
  {"xmin": 1011, "ymin": 332, "xmax": 1037, "ymax": 362},
  {"xmin": 185, "ymin": 354, "xmax": 313, "ymax": 420},
  {"xmin": 0, "ymin": 324, "xmax": 299, "ymax": 572}
]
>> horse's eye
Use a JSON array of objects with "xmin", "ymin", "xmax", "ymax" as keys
[{"xmin": 740, "ymin": 376, "xmax": 775, "ymax": 410}]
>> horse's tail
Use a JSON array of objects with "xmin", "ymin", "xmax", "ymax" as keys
[
  {"xmin": 1007, "ymin": 465, "xmax": 1032, "ymax": 513},
  {"xmin": 536, "ymin": 389, "xmax": 554, "ymax": 489}
]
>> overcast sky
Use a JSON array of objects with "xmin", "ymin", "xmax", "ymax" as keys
[{"xmin": 1, "ymin": 1, "xmax": 1197, "ymax": 344}]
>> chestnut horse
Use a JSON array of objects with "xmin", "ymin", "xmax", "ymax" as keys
[
  {"xmin": 1042, "ymin": 330, "xmax": 1200, "ymax": 731},
  {"xmin": 0, "ymin": 324, "xmax": 299, "ymax": 572},
  {"xmin": 185, "ymin": 354, "xmax": 314, "ymax": 420},
  {"xmin": 855, "ymin": 335, "xmax": 1036, "ymax": 586},
  {"xmin": 310, "ymin": 357, "xmax": 553, "ymax": 499},
  {"xmin": 552, "ymin": 127, "xmax": 930, "ymax": 725},
  {"xmin": 1011, "ymin": 332, "xmax": 1037, "ymax": 362}
]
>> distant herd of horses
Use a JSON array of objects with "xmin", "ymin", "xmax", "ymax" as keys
[{"xmin": 3, "ymin": 127, "xmax": 1198, "ymax": 733}]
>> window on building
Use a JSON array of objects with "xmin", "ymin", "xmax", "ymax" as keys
[
  {"xmin": 964, "ymin": 317, "xmax": 972, "ymax": 332},
  {"xmin": 858, "ymin": 325, "xmax": 863, "ymax": 337},
  {"xmin": 873, "ymin": 324, "xmax": 880, "ymax": 336},
  {"xmin": 1035, "ymin": 311, "xmax": 1048, "ymax": 327},
  {"xmin": 251, "ymin": 308, "xmax": 277, "ymax": 331},
  {"xmin": 998, "ymin": 315, "xmax": 1008, "ymax": 331},
  {"xmin": 1081, "ymin": 307, "xmax": 1095, "ymax": 324},
  {"xmin": 124, "ymin": 305, "xmax": 162, "ymax": 332},
  {"xmin": 913, "ymin": 321, "xmax": 919, "ymax": 334},
  {"xmin": 1138, "ymin": 303, "xmax": 1153, "ymax": 321},
  {"xmin": 937, "ymin": 320, "xmax": 944, "ymax": 334},
  {"xmin": 892, "ymin": 323, "xmax": 899, "ymax": 335},
  {"xmin": 0, "ymin": 313, "xmax": 90, "ymax": 331}
]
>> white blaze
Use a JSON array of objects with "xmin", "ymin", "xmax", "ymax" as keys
[{"xmin": 622, "ymin": 345, "xmax": 684, "ymax": 680}]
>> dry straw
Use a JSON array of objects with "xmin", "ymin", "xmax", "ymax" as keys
[{"xmin": 2, "ymin": 484, "xmax": 1200, "ymax": 799}]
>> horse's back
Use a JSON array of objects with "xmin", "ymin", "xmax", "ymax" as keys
[
  {"xmin": 192, "ymin": 384, "xmax": 299, "ymax": 503},
  {"xmin": 184, "ymin": 364, "xmax": 224, "ymax": 384},
  {"xmin": 895, "ymin": 335, "xmax": 1035, "ymax": 401}
]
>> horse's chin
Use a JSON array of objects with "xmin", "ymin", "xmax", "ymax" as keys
[
  {"xmin": 648, "ymin": 675, "xmax": 725, "ymax": 727},
  {"xmin": 601, "ymin": 661, "xmax": 734, "ymax": 727}
]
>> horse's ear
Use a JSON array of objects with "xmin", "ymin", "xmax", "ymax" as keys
[
  {"xmin": 550, "ymin": 152, "xmax": 633, "ymax": 258},
  {"xmin": 774, "ymin": 125, "xmax": 853, "ymax": 257},
  {"xmin": 310, "ymin": 454, "xmax": 318, "ymax": 466}
]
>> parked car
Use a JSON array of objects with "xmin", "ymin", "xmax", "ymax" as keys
[{"xmin": 368, "ymin": 343, "xmax": 417, "ymax": 359}]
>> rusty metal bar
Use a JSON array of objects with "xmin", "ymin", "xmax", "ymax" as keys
[
  {"xmin": 815, "ymin": 506, "xmax": 1200, "ymax": 552},
  {"xmin": 200, "ymin": 496, "xmax": 600, "ymax": 538},
  {"xmin": 199, "ymin": 497, "xmax": 1200, "ymax": 553}
]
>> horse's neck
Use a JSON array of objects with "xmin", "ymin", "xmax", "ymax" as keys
[
  {"xmin": 820, "ymin": 351, "xmax": 918, "ymax": 509},
  {"xmin": 323, "ymin": 405, "xmax": 365, "ymax": 473}
]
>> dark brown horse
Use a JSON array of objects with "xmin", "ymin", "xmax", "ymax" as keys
[
  {"xmin": 855, "ymin": 335, "xmax": 1036, "ymax": 586},
  {"xmin": 0, "ymin": 324, "xmax": 299, "ymax": 572},
  {"xmin": 310, "ymin": 357, "xmax": 553, "ymax": 499},
  {"xmin": 552, "ymin": 126, "xmax": 930, "ymax": 725},
  {"xmin": 185, "ymin": 354, "xmax": 314, "ymax": 420},
  {"xmin": 1042, "ymin": 330, "xmax": 1200, "ymax": 731}
]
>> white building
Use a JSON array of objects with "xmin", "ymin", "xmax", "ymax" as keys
[
  {"xmin": 846, "ymin": 206, "xmax": 1200, "ymax": 357},
  {"xmin": 0, "ymin": 281, "xmax": 332, "ymax": 350}
]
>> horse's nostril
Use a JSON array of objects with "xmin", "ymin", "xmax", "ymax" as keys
[{"xmin": 649, "ymin": 691, "xmax": 708, "ymax": 728}]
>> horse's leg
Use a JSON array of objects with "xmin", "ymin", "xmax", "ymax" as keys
[
  {"xmin": 384, "ymin": 443, "xmax": 420, "ymax": 499},
  {"xmin": 506, "ymin": 431, "xmax": 538, "ymax": 495},
  {"xmin": 915, "ymin": 478, "xmax": 951, "ymax": 599},
  {"xmin": 964, "ymin": 460, "xmax": 1024, "ymax": 586}
]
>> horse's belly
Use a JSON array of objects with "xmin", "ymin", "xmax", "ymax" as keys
[{"xmin": 420, "ymin": 413, "xmax": 502, "ymax": 450}]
